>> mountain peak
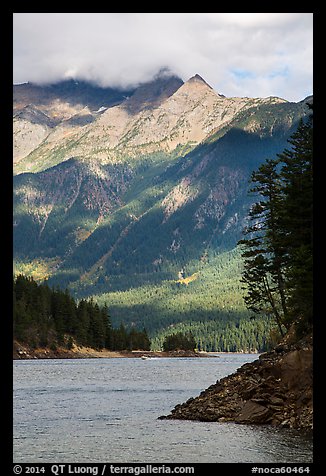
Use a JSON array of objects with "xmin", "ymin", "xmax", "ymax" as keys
[{"xmin": 187, "ymin": 74, "xmax": 213, "ymax": 89}]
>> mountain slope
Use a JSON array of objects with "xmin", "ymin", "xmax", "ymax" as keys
[
  {"xmin": 13, "ymin": 75, "xmax": 312, "ymax": 343},
  {"xmin": 13, "ymin": 79, "xmax": 136, "ymax": 168}
]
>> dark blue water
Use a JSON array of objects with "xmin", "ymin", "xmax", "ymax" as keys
[{"xmin": 13, "ymin": 355, "xmax": 313, "ymax": 463}]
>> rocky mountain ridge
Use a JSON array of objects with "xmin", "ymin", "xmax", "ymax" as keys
[
  {"xmin": 13, "ymin": 79, "xmax": 134, "ymax": 165},
  {"xmin": 13, "ymin": 73, "xmax": 288, "ymax": 174}
]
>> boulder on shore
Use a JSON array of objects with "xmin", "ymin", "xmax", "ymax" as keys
[{"xmin": 159, "ymin": 333, "xmax": 313, "ymax": 430}]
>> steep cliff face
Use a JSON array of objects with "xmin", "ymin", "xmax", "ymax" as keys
[{"xmin": 160, "ymin": 332, "xmax": 313, "ymax": 430}]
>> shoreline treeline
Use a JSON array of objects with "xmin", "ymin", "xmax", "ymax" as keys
[{"xmin": 13, "ymin": 274, "xmax": 151, "ymax": 351}]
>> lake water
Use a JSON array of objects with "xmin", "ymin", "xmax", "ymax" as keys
[{"xmin": 13, "ymin": 355, "xmax": 313, "ymax": 463}]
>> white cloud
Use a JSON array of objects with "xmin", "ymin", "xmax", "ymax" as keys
[{"xmin": 13, "ymin": 13, "xmax": 313, "ymax": 101}]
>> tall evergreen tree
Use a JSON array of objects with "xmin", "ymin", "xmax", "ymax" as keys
[
  {"xmin": 278, "ymin": 112, "xmax": 313, "ymax": 328},
  {"xmin": 76, "ymin": 299, "xmax": 90, "ymax": 345},
  {"xmin": 239, "ymin": 106, "xmax": 313, "ymax": 336},
  {"xmin": 238, "ymin": 159, "xmax": 288, "ymax": 336}
]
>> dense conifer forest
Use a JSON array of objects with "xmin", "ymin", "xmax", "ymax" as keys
[
  {"xmin": 13, "ymin": 272, "xmax": 274, "ymax": 353},
  {"xmin": 13, "ymin": 274, "xmax": 150, "ymax": 351}
]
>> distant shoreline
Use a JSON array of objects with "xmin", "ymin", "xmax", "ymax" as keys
[
  {"xmin": 13, "ymin": 341, "xmax": 202, "ymax": 360},
  {"xmin": 13, "ymin": 341, "xmax": 259, "ymax": 360}
]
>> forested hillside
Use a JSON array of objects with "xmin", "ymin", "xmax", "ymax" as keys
[
  {"xmin": 13, "ymin": 249, "xmax": 274, "ymax": 353},
  {"xmin": 13, "ymin": 274, "xmax": 150, "ymax": 351},
  {"xmin": 13, "ymin": 76, "xmax": 310, "ymax": 302},
  {"xmin": 93, "ymin": 247, "xmax": 274, "ymax": 351}
]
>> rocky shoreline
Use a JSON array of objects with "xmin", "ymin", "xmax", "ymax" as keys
[{"xmin": 159, "ymin": 333, "xmax": 313, "ymax": 431}]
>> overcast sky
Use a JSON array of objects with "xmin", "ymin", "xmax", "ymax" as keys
[{"xmin": 13, "ymin": 13, "xmax": 313, "ymax": 102}]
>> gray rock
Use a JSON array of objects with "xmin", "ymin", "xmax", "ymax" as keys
[{"xmin": 236, "ymin": 401, "xmax": 272, "ymax": 424}]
